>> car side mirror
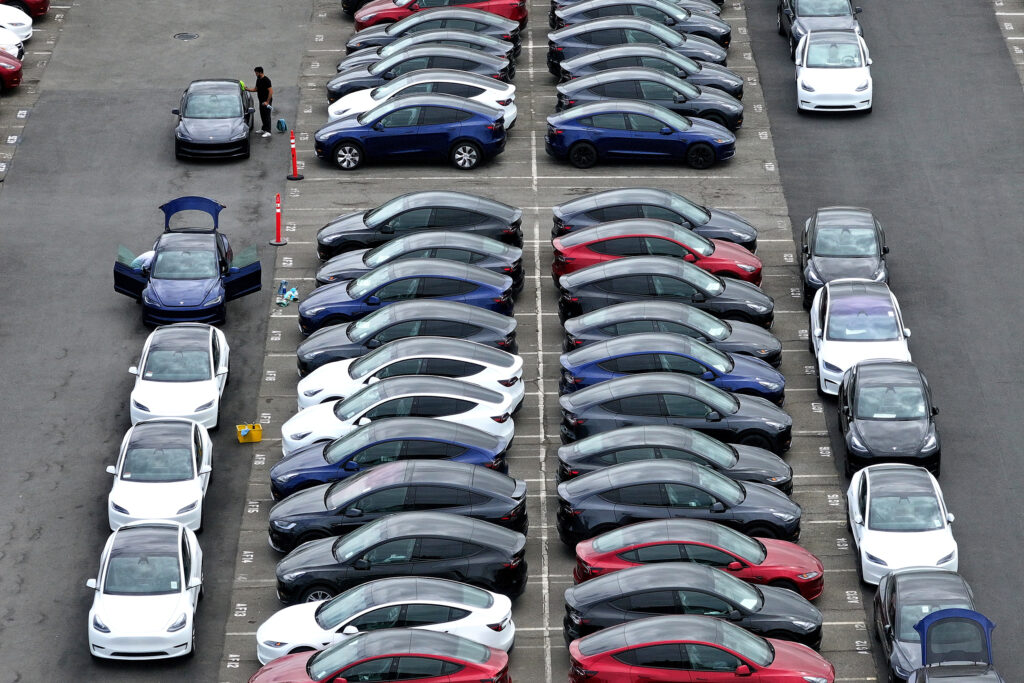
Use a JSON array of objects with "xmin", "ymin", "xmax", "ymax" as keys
[
  {"xmin": 855, "ymin": 5, "xmax": 863, "ymax": 12},
  {"xmin": 794, "ymin": 55, "xmax": 803, "ymax": 67},
  {"xmin": 946, "ymin": 512, "xmax": 955, "ymax": 523},
  {"xmin": 332, "ymin": 677, "xmax": 349, "ymax": 683},
  {"xmin": 187, "ymin": 578, "xmax": 202, "ymax": 590},
  {"xmin": 353, "ymin": 558, "xmax": 370, "ymax": 570},
  {"xmin": 345, "ymin": 507, "xmax": 363, "ymax": 518},
  {"xmin": 216, "ymin": 366, "xmax": 228, "ymax": 376},
  {"xmin": 382, "ymin": 71, "xmax": 396, "ymax": 80},
  {"xmin": 343, "ymin": 460, "xmax": 360, "ymax": 471},
  {"xmin": 172, "ymin": 108, "xmax": 182, "ymax": 116},
  {"xmin": 853, "ymin": 513, "xmax": 863, "ymax": 525},
  {"xmin": 931, "ymin": 406, "xmax": 939, "ymax": 416},
  {"xmin": 735, "ymin": 664, "xmax": 752, "ymax": 677},
  {"xmin": 867, "ymin": 57, "xmax": 873, "ymax": 65},
  {"xmin": 726, "ymin": 609, "xmax": 742, "ymax": 621},
  {"xmin": 86, "ymin": 578, "xmax": 98, "ymax": 590},
  {"xmin": 882, "ymin": 245, "xmax": 890, "ymax": 254},
  {"xmin": 106, "ymin": 465, "xmax": 116, "ymax": 475},
  {"xmin": 903, "ymin": 328, "xmax": 911, "ymax": 338},
  {"xmin": 706, "ymin": 410, "xmax": 721, "ymax": 422},
  {"xmin": 710, "ymin": 501, "xmax": 726, "ymax": 513},
  {"xmin": 813, "ymin": 329, "xmax": 822, "ymax": 339},
  {"xmin": 356, "ymin": 417, "xmax": 372, "ymax": 426},
  {"xmin": 366, "ymin": 295, "xmax": 381, "ymax": 306},
  {"xmin": 373, "ymin": 122, "xmax": 384, "ymax": 131},
  {"xmin": 659, "ymin": 126, "xmax": 673, "ymax": 135},
  {"xmin": 726, "ymin": 560, "xmax": 742, "ymax": 570},
  {"xmin": 342, "ymin": 625, "xmax": 359, "ymax": 636},
  {"xmin": 128, "ymin": 365, "xmax": 138, "ymax": 375},
  {"xmin": 366, "ymin": 339, "xmax": 382, "ymax": 349},
  {"xmin": 683, "ymin": 254, "xmax": 696, "ymax": 263},
  {"xmin": 701, "ymin": 370, "xmax": 714, "ymax": 381},
  {"xmin": 200, "ymin": 464, "xmax": 212, "ymax": 475},
  {"xmin": 783, "ymin": 8, "xmax": 793, "ymax": 17},
  {"xmin": 691, "ymin": 292, "xmax": 705, "ymax": 302},
  {"xmin": 802, "ymin": 244, "xmax": 810, "ymax": 254},
  {"xmin": 883, "ymin": 623, "xmax": 892, "ymax": 636}
]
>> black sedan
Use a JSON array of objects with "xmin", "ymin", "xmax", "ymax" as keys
[
  {"xmin": 556, "ymin": 424, "xmax": 792, "ymax": 491},
  {"xmin": 345, "ymin": 8, "xmax": 522, "ymax": 53},
  {"xmin": 326, "ymin": 46, "xmax": 512, "ymax": 102},
  {"xmin": 778, "ymin": 0, "xmax": 863, "ymax": 59},
  {"xmin": 172, "ymin": 79, "xmax": 254, "ymax": 160},
  {"xmin": 554, "ymin": 0, "xmax": 732, "ymax": 47},
  {"xmin": 557, "ymin": 256, "xmax": 775, "ymax": 327},
  {"xmin": 555, "ymin": 459, "xmax": 801, "ymax": 545},
  {"xmin": 800, "ymin": 205, "xmax": 888, "ymax": 307},
  {"xmin": 316, "ymin": 231, "xmax": 523, "ymax": 292},
  {"xmin": 563, "ymin": 563, "xmax": 822, "ymax": 646},
  {"xmin": 317, "ymin": 191, "xmax": 523, "ymax": 260},
  {"xmin": 296, "ymin": 300, "xmax": 518, "ymax": 375},
  {"xmin": 562, "ymin": 300, "xmax": 782, "ymax": 367},
  {"xmin": 558, "ymin": 373, "xmax": 793, "ymax": 454},
  {"xmin": 337, "ymin": 30, "xmax": 516, "ymax": 73},
  {"xmin": 268, "ymin": 460, "xmax": 527, "ymax": 553},
  {"xmin": 838, "ymin": 360, "xmax": 941, "ymax": 476},
  {"xmin": 552, "ymin": 187, "xmax": 758, "ymax": 250},
  {"xmin": 274, "ymin": 511, "xmax": 527, "ymax": 603}
]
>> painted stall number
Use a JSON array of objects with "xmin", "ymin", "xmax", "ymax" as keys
[
  {"xmin": 855, "ymin": 640, "xmax": 870, "ymax": 653},
  {"xmin": 776, "ymin": 219, "xmax": 788, "ymax": 229},
  {"xmin": 846, "ymin": 590, "xmax": 860, "ymax": 604},
  {"xmin": 836, "ymin": 538, "xmax": 849, "ymax": 550},
  {"xmin": 286, "ymin": 222, "xmax": 297, "ymax": 232},
  {"xmin": 265, "ymin": 370, "xmax": 277, "ymax": 382},
  {"xmin": 798, "ymin": 329, "xmax": 809, "ymax": 340},
  {"xmin": 819, "ymin": 446, "xmax": 832, "ymax": 457},
  {"xmin": 304, "ymin": 105, "xmax": 313, "ymax": 114},
  {"xmin": 260, "ymin": 412, "xmax": 272, "ymax": 424},
  {"xmin": 758, "ymin": 131, "xmax": 768, "ymax": 140},
  {"xmin": 16, "ymin": 110, "xmax": 28, "ymax": 119},
  {"xmin": 311, "ymin": 61, "xmax": 320, "ymax": 69},
  {"xmin": 297, "ymin": 160, "xmax": 306, "ymax": 170},
  {"xmin": 246, "ymin": 500, "xmax": 260, "ymax": 514},
  {"xmin": 753, "ymin": 104, "xmax": 764, "ymax": 112},
  {"xmin": 790, "ymin": 288, "xmax": 801, "ymax": 298},
  {"xmin": 241, "ymin": 550, "xmax": 254, "ymax": 564},
  {"xmin": 764, "ymin": 162, "xmax": 775, "ymax": 171},
  {"xmin": 319, "ymin": 10, "xmax": 328, "ymax": 17},
  {"xmin": 254, "ymin": 453, "xmax": 266, "ymax": 466},
  {"xmin": 732, "ymin": 2, "xmax": 742, "ymax": 9},
  {"xmin": 738, "ymin": 26, "xmax": 747, "ymax": 35},
  {"xmin": 299, "ymin": 132, "xmax": 310, "ymax": 141},
  {"xmin": 289, "ymin": 188, "xmax": 301, "ymax": 198},
  {"xmin": 315, "ymin": 34, "xmax": 324, "ymax": 42},
  {"xmin": 227, "ymin": 654, "xmax": 241, "ymax": 669},
  {"xmin": 1015, "ymin": 46, "xmax": 1023, "ymax": 54},
  {"xmin": 1005, "ymin": 22, "xmax": 1013, "ymax": 30},
  {"xmin": 6, "ymin": 136, "xmax": 17, "ymax": 144},
  {"xmin": 281, "ymin": 256, "xmax": 293, "ymax": 267},
  {"xmin": 826, "ymin": 493, "xmax": 841, "ymax": 507},
  {"xmin": 804, "ymin": 365, "xmax": 816, "ymax": 375},
  {"xmin": 743, "ymin": 52, "xmax": 752, "ymax": 61},
  {"xmin": 746, "ymin": 77, "xmax": 758, "ymax": 85},
  {"xmin": 854, "ymin": 622, "xmax": 867, "ymax": 631},
  {"xmin": 0, "ymin": 163, "xmax": 7, "ymax": 173},
  {"xmin": 783, "ymin": 253, "xmax": 794, "ymax": 263},
  {"xmin": 811, "ymin": 402, "xmax": 823, "ymax": 413},
  {"xmin": 234, "ymin": 603, "xmax": 248, "ymax": 617},
  {"xmin": 270, "ymin": 330, "xmax": 282, "ymax": 342}
]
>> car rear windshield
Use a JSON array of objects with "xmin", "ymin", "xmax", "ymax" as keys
[
  {"xmin": 151, "ymin": 249, "xmax": 219, "ymax": 280},
  {"xmin": 121, "ymin": 447, "xmax": 194, "ymax": 482},
  {"xmin": 183, "ymin": 93, "xmax": 242, "ymax": 118}
]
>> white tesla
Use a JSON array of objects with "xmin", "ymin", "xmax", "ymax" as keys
[
  {"xmin": 809, "ymin": 279, "xmax": 910, "ymax": 395},
  {"xmin": 129, "ymin": 323, "xmax": 230, "ymax": 429},
  {"xmin": 0, "ymin": 5, "xmax": 31, "ymax": 42},
  {"xmin": 296, "ymin": 336, "xmax": 524, "ymax": 411},
  {"xmin": 0, "ymin": 25, "xmax": 23, "ymax": 59},
  {"xmin": 281, "ymin": 375, "xmax": 516, "ymax": 456},
  {"xmin": 107, "ymin": 419, "xmax": 213, "ymax": 531},
  {"xmin": 86, "ymin": 521, "xmax": 203, "ymax": 660},
  {"xmin": 256, "ymin": 576, "xmax": 514, "ymax": 664},
  {"xmin": 846, "ymin": 464, "xmax": 957, "ymax": 585},
  {"xmin": 795, "ymin": 30, "xmax": 872, "ymax": 113}
]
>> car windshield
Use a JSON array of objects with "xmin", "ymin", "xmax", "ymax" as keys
[
  {"xmin": 685, "ymin": 266, "xmax": 725, "ymax": 296},
  {"xmin": 142, "ymin": 350, "xmax": 212, "ymax": 382},
  {"xmin": 678, "ymin": 230, "xmax": 714, "ymax": 257},
  {"xmin": 393, "ymin": 0, "xmax": 415, "ymax": 6},
  {"xmin": 651, "ymin": 106, "xmax": 691, "ymax": 131},
  {"xmin": 349, "ymin": 343, "xmax": 406, "ymax": 379},
  {"xmin": 183, "ymin": 93, "xmax": 242, "ymax": 118},
  {"xmin": 813, "ymin": 226, "xmax": 877, "ymax": 257},
  {"xmin": 103, "ymin": 552, "xmax": 181, "ymax": 596},
  {"xmin": 151, "ymin": 249, "xmax": 219, "ymax": 280},
  {"xmin": 364, "ymin": 239, "xmax": 410, "ymax": 268},
  {"xmin": 806, "ymin": 40, "xmax": 862, "ymax": 68},
  {"xmin": 363, "ymin": 196, "xmax": 410, "ymax": 227},
  {"xmin": 709, "ymin": 524, "xmax": 767, "ymax": 563},
  {"xmin": 334, "ymin": 384, "xmax": 389, "ymax": 421},
  {"xmin": 897, "ymin": 601, "xmax": 973, "ymax": 641},
  {"xmin": 868, "ymin": 494, "xmax": 944, "ymax": 532},
  {"xmin": 666, "ymin": 195, "xmax": 712, "ymax": 225},
  {"xmin": 121, "ymin": 447, "xmax": 194, "ymax": 482},
  {"xmin": 349, "ymin": 307, "xmax": 395, "ymax": 342},
  {"xmin": 712, "ymin": 570, "xmax": 762, "ymax": 611},
  {"xmin": 691, "ymin": 381, "xmax": 739, "ymax": 415},
  {"xmin": 315, "ymin": 584, "xmax": 376, "ymax": 630},
  {"xmin": 332, "ymin": 523, "xmax": 388, "ymax": 563},
  {"xmin": 348, "ymin": 267, "xmax": 395, "ymax": 298},
  {"xmin": 826, "ymin": 301, "xmax": 900, "ymax": 341},
  {"xmin": 855, "ymin": 385, "xmax": 928, "ymax": 420},
  {"xmin": 308, "ymin": 637, "xmax": 367, "ymax": 681},
  {"xmin": 685, "ymin": 431, "xmax": 738, "ymax": 468},
  {"xmin": 323, "ymin": 430, "xmax": 376, "ymax": 464},
  {"xmin": 689, "ymin": 345, "xmax": 732, "ymax": 374},
  {"xmin": 719, "ymin": 620, "xmax": 774, "ymax": 666},
  {"xmin": 698, "ymin": 466, "xmax": 744, "ymax": 506},
  {"xmin": 797, "ymin": 0, "xmax": 852, "ymax": 16}
]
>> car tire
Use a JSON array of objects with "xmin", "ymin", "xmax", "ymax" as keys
[
  {"xmin": 568, "ymin": 142, "xmax": 597, "ymax": 169},
  {"xmin": 777, "ymin": 8, "xmax": 785, "ymax": 35},
  {"xmin": 701, "ymin": 112, "xmax": 728, "ymax": 128},
  {"xmin": 451, "ymin": 141, "xmax": 483, "ymax": 170},
  {"xmin": 744, "ymin": 524, "xmax": 779, "ymax": 539},
  {"xmin": 333, "ymin": 141, "xmax": 364, "ymax": 170},
  {"xmin": 685, "ymin": 142, "xmax": 716, "ymax": 170},
  {"xmin": 301, "ymin": 584, "xmax": 337, "ymax": 603},
  {"xmin": 738, "ymin": 431, "xmax": 773, "ymax": 451}
]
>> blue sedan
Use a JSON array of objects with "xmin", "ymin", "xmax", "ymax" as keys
[
  {"xmin": 269, "ymin": 417, "xmax": 509, "ymax": 499},
  {"xmin": 313, "ymin": 93, "xmax": 507, "ymax": 170},
  {"xmin": 113, "ymin": 196, "xmax": 262, "ymax": 326},
  {"xmin": 298, "ymin": 258, "xmax": 514, "ymax": 335},
  {"xmin": 545, "ymin": 99, "xmax": 735, "ymax": 170},
  {"xmin": 558, "ymin": 332, "xmax": 786, "ymax": 404}
]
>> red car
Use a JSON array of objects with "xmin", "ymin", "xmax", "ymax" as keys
[
  {"xmin": 354, "ymin": 0, "xmax": 527, "ymax": 31},
  {"xmin": 569, "ymin": 615, "xmax": 835, "ymax": 683},
  {"xmin": 248, "ymin": 630, "xmax": 510, "ymax": 683},
  {"xmin": 574, "ymin": 518, "xmax": 824, "ymax": 600},
  {"xmin": 0, "ymin": 52, "xmax": 21, "ymax": 93},
  {"xmin": 552, "ymin": 219, "xmax": 763, "ymax": 285},
  {"xmin": 1, "ymin": 0, "xmax": 48, "ymax": 18}
]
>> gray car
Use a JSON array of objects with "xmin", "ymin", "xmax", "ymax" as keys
[
  {"xmin": 778, "ymin": 0, "xmax": 863, "ymax": 59},
  {"xmin": 800, "ymin": 206, "xmax": 888, "ymax": 308}
]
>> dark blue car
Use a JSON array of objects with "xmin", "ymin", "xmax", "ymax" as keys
[
  {"xmin": 113, "ymin": 196, "xmax": 262, "ymax": 326},
  {"xmin": 545, "ymin": 99, "xmax": 735, "ymax": 170},
  {"xmin": 559, "ymin": 332, "xmax": 785, "ymax": 404},
  {"xmin": 298, "ymin": 258, "xmax": 514, "ymax": 335},
  {"xmin": 269, "ymin": 417, "xmax": 509, "ymax": 499},
  {"xmin": 313, "ymin": 93, "xmax": 507, "ymax": 170}
]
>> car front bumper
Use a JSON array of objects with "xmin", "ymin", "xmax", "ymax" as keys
[
  {"xmin": 798, "ymin": 88, "xmax": 872, "ymax": 112},
  {"xmin": 175, "ymin": 136, "xmax": 250, "ymax": 159},
  {"xmin": 89, "ymin": 629, "xmax": 192, "ymax": 660}
]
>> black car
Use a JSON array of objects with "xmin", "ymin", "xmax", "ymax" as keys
[
  {"xmin": 562, "ymin": 563, "xmax": 822, "ymax": 646},
  {"xmin": 557, "ymin": 67, "xmax": 743, "ymax": 130},
  {"xmin": 558, "ymin": 44, "xmax": 742, "ymax": 98},
  {"xmin": 554, "ymin": 0, "xmax": 732, "ymax": 47},
  {"xmin": 326, "ymin": 46, "xmax": 512, "ymax": 102},
  {"xmin": 268, "ymin": 460, "xmax": 528, "ymax": 553},
  {"xmin": 800, "ymin": 205, "xmax": 888, "ymax": 307},
  {"xmin": 558, "ymin": 373, "xmax": 793, "ymax": 454},
  {"xmin": 838, "ymin": 360, "xmax": 940, "ymax": 477},
  {"xmin": 274, "ymin": 511, "xmax": 527, "ymax": 603},
  {"xmin": 317, "ymin": 191, "xmax": 523, "ymax": 260},
  {"xmin": 552, "ymin": 187, "xmax": 758, "ymax": 250},
  {"xmin": 778, "ymin": 0, "xmax": 863, "ymax": 59},
  {"xmin": 296, "ymin": 300, "xmax": 518, "ymax": 375},
  {"xmin": 338, "ymin": 30, "xmax": 516, "ymax": 73},
  {"xmin": 555, "ymin": 460, "xmax": 801, "ymax": 545},
  {"xmin": 556, "ymin": 424, "xmax": 792, "ymax": 491},
  {"xmin": 874, "ymin": 568, "xmax": 975, "ymax": 682},
  {"xmin": 557, "ymin": 257, "xmax": 775, "ymax": 327},
  {"xmin": 345, "ymin": 8, "xmax": 522, "ymax": 52},
  {"xmin": 563, "ymin": 300, "xmax": 781, "ymax": 367},
  {"xmin": 172, "ymin": 79, "xmax": 254, "ymax": 160},
  {"xmin": 317, "ymin": 231, "xmax": 523, "ymax": 292}
]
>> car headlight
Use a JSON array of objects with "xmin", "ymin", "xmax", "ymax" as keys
[
  {"xmin": 737, "ymin": 264, "xmax": 757, "ymax": 273},
  {"xmin": 796, "ymin": 571, "xmax": 820, "ymax": 580},
  {"xmin": 921, "ymin": 432, "xmax": 938, "ymax": 452},
  {"xmin": 791, "ymin": 620, "xmax": 817, "ymax": 631},
  {"xmin": 92, "ymin": 614, "xmax": 110, "ymax": 633},
  {"xmin": 803, "ymin": 677, "xmax": 828, "ymax": 683},
  {"xmin": 203, "ymin": 294, "xmax": 223, "ymax": 307},
  {"xmin": 748, "ymin": 303, "xmax": 769, "ymax": 314},
  {"xmin": 111, "ymin": 502, "xmax": 130, "ymax": 515},
  {"xmin": 937, "ymin": 551, "xmax": 956, "ymax": 565},
  {"xmin": 304, "ymin": 305, "xmax": 328, "ymax": 316},
  {"xmin": 359, "ymin": 12, "xmax": 378, "ymax": 20},
  {"xmin": 302, "ymin": 387, "xmax": 323, "ymax": 397},
  {"xmin": 229, "ymin": 127, "xmax": 249, "ymax": 141},
  {"xmin": 865, "ymin": 552, "xmax": 887, "ymax": 566},
  {"xmin": 821, "ymin": 360, "xmax": 841, "ymax": 373},
  {"xmin": 712, "ymin": 137, "xmax": 731, "ymax": 144},
  {"xmin": 847, "ymin": 432, "xmax": 868, "ymax": 453},
  {"xmin": 142, "ymin": 291, "xmax": 158, "ymax": 305},
  {"xmin": 177, "ymin": 501, "xmax": 198, "ymax": 514},
  {"xmin": 176, "ymin": 127, "xmax": 194, "ymax": 141},
  {"xmin": 757, "ymin": 380, "xmax": 782, "ymax": 391},
  {"xmin": 800, "ymin": 81, "xmax": 815, "ymax": 92},
  {"xmin": 0, "ymin": 62, "xmax": 17, "ymax": 71},
  {"xmin": 195, "ymin": 400, "xmax": 215, "ymax": 412},
  {"xmin": 263, "ymin": 640, "xmax": 289, "ymax": 648},
  {"xmin": 314, "ymin": 130, "xmax": 329, "ymax": 142},
  {"xmin": 272, "ymin": 519, "xmax": 297, "ymax": 530},
  {"xmin": 871, "ymin": 267, "xmax": 887, "ymax": 282},
  {"xmin": 772, "ymin": 511, "xmax": 796, "ymax": 522},
  {"xmin": 281, "ymin": 571, "xmax": 306, "ymax": 582},
  {"xmin": 290, "ymin": 431, "xmax": 313, "ymax": 441},
  {"xmin": 804, "ymin": 265, "xmax": 823, "ymax": 286},
  {"xmin": 855, "ymin": 80, "xmax": 870, "ymax": 92},
  {"xmin": 167, "ymin": 613, "xmax": 188, "ymax": 632},
  {"xmin": 763, "ymin": 420, "xmax": 788, "ymax": 430},
  {"xmin": 132, "ymin": 400, "xmax": 150, "ymax": 413}
]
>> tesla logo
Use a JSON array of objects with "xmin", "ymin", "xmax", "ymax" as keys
[{"xmin": 179, "ymin": 300, "xmax": 185, "ymax": 304}]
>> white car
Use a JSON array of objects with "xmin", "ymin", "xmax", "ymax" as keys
[
  {"xmin": 795, "ymin": 30, "xmax": 872, "ymax": 113},
  {"xmin": 846, "ymin": 464, "xmax": 957, "ymax": 585},
  {"xmin": 328, "ymin": 68, "xmax": 517, "ymax": 126},
  {"xmin": 809, "ymin": 279, "xmax": 910, "ymax": 395},
  {"xmin": 0, "ymin": 25, "xmax": 24, "ymax": 59},
  {"xmin": 106, "ymin": 419, "xmax": 213, "ymax": 531},
  {"xmin": 0, "ymin": 5, "xmax": 31, "ymax": 42},
  {"xmin": 296, "ymin": 336, "xmax": 524, "ymax": 410},
  {"xmin": 129, "ymin": 323, "xmax": 230, "ymax": 429},
  {"xmin": 281, "ymin": 375, "xmax": 516, "ymax": 456},
  {"xmin": 86, "ymin": 521, "xmax": 203, "ymax": 660},
  {"xmin": 256, "ymin": 576, "xmax": 514, "ymax": 664}
]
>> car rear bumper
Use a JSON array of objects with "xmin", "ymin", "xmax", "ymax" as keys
[
  {"xmin": 846, "ymin": 450, "xmax": 940, "ymax": 475},
  {"xmin": 109, "ymin": 504, "xmax": 202, "ymax": 532}
]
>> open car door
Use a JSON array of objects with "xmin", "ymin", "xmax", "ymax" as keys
[
  {"xmin": 113, "ymin": 245, "xmax": 147, "ymax": 300},
  {"xmin": 224, "ymin": 245, "xmax": 262, "ymax": 301}
]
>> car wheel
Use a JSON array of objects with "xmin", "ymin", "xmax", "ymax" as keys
[
  {"xmin": 685, "ymin": 142, "xmax": 716, "ymax": 170},
  {"xmin": 701, "ymin": 112, "xmax": 728, "ymax": 128},
  {"xmin": 738, "ymin": 431, "xmax": 773, "ymax": 450},
  {"xmin": 777, "ymin": 8, "xmax": 785, "ymax": 35},
  {"xmin": 333, "ymin": 141, "xmax": 364, "ymax": 170},
  {"xmin": 744, "ymin": 524, "xmax": 778, "ymax": 539},
  {"xmin": 451, "ymin": 141, "xmax": 482, "ymax": 170},
  {"xmin": 301, "ymin": 584, "xmax": 337, "ymax": 603},
  {"xmin": 770, "ymin": 579, "xmax": 800, "ymax": 593},
  {"xmin": 568, "ymin": 142, "xmax": 597, "ymax": 169}
]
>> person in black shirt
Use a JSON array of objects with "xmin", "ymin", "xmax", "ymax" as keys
[{"xmin": 246, "ymin": 66, "xmax": 274, "ymax": 137}]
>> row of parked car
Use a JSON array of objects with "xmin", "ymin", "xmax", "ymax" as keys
[{"xmin": 0, "ymin": 0, "xmax": 49, "ymax": 96}]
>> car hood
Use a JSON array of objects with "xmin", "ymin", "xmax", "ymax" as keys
[
  {"xmin": 299, "ymin": 281, "xmax": 360, "ymax": 317},
  {"xmin": 709, "ymin": 239, "xmax": 759, "ymax": 267},
  {"xmin": 719, "ymin": 321, "xmax": 782, "ymax": 357},
  {"xmin": 317, "ymin": 250, "xmax": 371, "ymax": 284},
  {"xmin": 738, "ymin": 480, "xmax": 800, "ymax": 518},
  {"xmin": 718, "ymin": 277, "xmax": 772, "ymax": 309},
  {"xmin": 148, "ymin": 277, "xmax": 220, "ymax": 307},
  {"xmin": 691, "ymin": 84, "xmax": 742, "ymax": 112},
  {"xmin": 282, "ymin": 402, "xmax": 340, "ymax": 443},
  {"xmin": 756, "ymin": 583, "xmax": 822, "ymax": 628},
  {"xmin": 861, "ymin": 529, "xmax": 956, "ymax": 569},
  {"xmin": 819, "ymin": 340, "xmax": 910, "ymax": 374},
  {"xmin": 178, "ymin": 117, "xmax": 247, "ymax": 141},
  {"xmin": 794, "ymin": 15, "xmax": 859, "ymax": 34},
  {"xmin": 270, "ymin": 485, "xmax": 332, "ymax": 521},
  {"xmin": 686, "ymin": 116, "xmax": 734, "ymax": 140},
  {"xmin": 728, "ymin": 354, "xmax": 785, "ymax": 388},
  {"xmin": 271, "ymin": 443, "xmax": 334, "ymax": 480},
  {"xmin": 702, "ymin": 209, "xmax": 757, "ymax": 245},
  {"xmin": 327, "ymin": 67, "xmax": 375, "ymax": 91},
  {"xmin": 730, "ymin": 443, "xmax": 792, "ymax": 483},
  {"xmin": 132, "ymin": 379, "xmax": 219, "ymax": 416},
  {"xmin": 680, "ymin": 36, "xmax": 727, "ymax": 62},
  {"xmin": 329, "ymin": 90, "xmax": 378, "ymax": 121},
  {"xmin": 257, "ymin": 601, "xmax": 331, "ymax": 650},
  {"xmin": 95, "ymin": 592, "xmax": 191, "ymax": 634},
  {"xmin": 318, "ymin": 212, "xmax": 368, "ymax": 244},
  {"xmin": 109, "ymin": 479, "xmax": 204, "ymax": 518},
  {"xmin": 759, "ymin": 538, "xmax": 823, "ymax": 574},
  {"xmin": 768, "ymin": 638, "xmax": 834, "ymax": 679},
  {"xmin": 249, "ymin": 650, "xmax": 317, "ymax": 683},
  {"xmin": 297, "ymin": 324, "xmax": 358, "ymax": 360},
  {"xmin": 695, "ymin": 61, "xmax": 742, "ymax": 86},
  {"xmin": 808, "ymin": 255, "xmax": 881, "ymax": 282},
  {"xmin": 277, "ymin": 536, "xmax": 340, "ymax": 576},
  {"xmin": 853, "ymin": 419, "xmax": 930, "ymax": 456}
]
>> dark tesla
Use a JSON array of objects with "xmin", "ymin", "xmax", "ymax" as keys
[
  {"xmin": 800, "ymin": 205, "xmax": 888, "ymax": 307},
  {"xmin": 554, "ymin": 0, "xmax": 732, "ymax": 47},
  {"xmin": 345, "ymin": 8, "xmax": 522, "ymax": 53},
  {"xmin": 172, "ymin": 80, "xmax": 254, "ymax": 160},
  {"xmin": 337, "ymin": 30, "xmax": 516, "ymax": 72}
]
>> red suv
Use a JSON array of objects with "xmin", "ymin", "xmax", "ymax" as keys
[
  {"xmin": 1, "ymin": 0, "xmax": 49, "ymax": 19},
  {"xmin": 0, "ymin": 52, "xmax": 22, "ymax": 93},
  {"xmin": 355, "ymin": 0, "xmax": 527, "ymax": 31}
]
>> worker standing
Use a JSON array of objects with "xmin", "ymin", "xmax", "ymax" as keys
[{"xmin": 245, "ymin": 66, "xmax": 274, "ymax": 138}]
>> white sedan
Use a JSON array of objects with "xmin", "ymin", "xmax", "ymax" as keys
[
  {"xmin": 0, "ymin": 25, "xmax": 23, "ymax": 59},
  {"xmin": 0, "ymin": 4, "xmax": 31, "ymax": 42},
  {"xmin": 256, "ymin": 576, "xmax": 514, "ymax": 664},
  {"xmin": 86, "ymin": 521, "xmax": 203, "ymax": 660},
  {"xmin": 846, "ymin": 464, "xmax": 957, "ymax": 585},
  {"xmin": 129, "ymin": 323, "xmax": 230, "ymax": 429},
  {"xmin": 106, "ymin": 419, "xmax": 213, "ymax": 531},
  {"xmin": 810, "ymin": 278, "xmax": 910, "ymax": 395},
  {"xmin": 328, "ymin": 68, "xmax": 518, "ymax": 126},
  {"xmin": 795, "ymin": 30, "xmax": 872, "ymax": 113},
  {"xmin": 296, "ymin": 336, "xmax": 524, "ymax": 410},
  {"xmin": 281, "ymin": 375, "xmax": 516, "ymax": 456}
]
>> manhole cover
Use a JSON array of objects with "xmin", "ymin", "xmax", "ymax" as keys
[{"xmin": 173, "ymin": 32, "xmax": 199, "ymax": 40}]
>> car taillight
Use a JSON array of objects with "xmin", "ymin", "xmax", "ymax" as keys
[
  {"xmin": 490, "ymin": 73, "xmax": 502, "ymax": 80},
  {"xmin": 565, "ymin": 412, "xmax": 585, "ymax": 426},
  {"xmin": 487, "ymin": 616, "xmax": 511, "ymax": 632},
  {"xmin": 492, "ymin": 413, "xmax": 511, "ymax": 423},
  {"xmin": 565, "ymin": 99, "xmax": 576, "ymax": 106},
  {"xmin": 570, "ymin": 660, "xmax": 597, "ymax": 678},
  {"xmin": 501, "ymin": 501, "xmax": 525, "ymax": 521},
  {"xmin": 496, "ymin": 98, "xmax": 513, "ymax": 106},
  {"xmin": 498, "ymin": 334, "xmax": 515, "ymax": 348},
  {"xmin": 554, "ymin": 251, "xmax": 573, "ymax": 262},
  {"xmin": 484, "ymin": 455, "xmax": 503, "ymax": 469},
  {"xmin": 501, "ymin": 33, "xmax": 512, "ymax": 39},
  {"xmin": 493, "ymin": 291, "xmax": 512, "ymax": 305},
  {"xmin": 565, "ymin": 334, "xmax": 582, "ymax": 347},
  {"xmin": 504, "ymin": 554, "xmax": 522, "ymax": 568},
  {"xmin": 498, "ymin": 376, "xmax": 519, "ymax": 386},
  {"xmin": 551, "ymin": 45, "xmax": 563, "ymax": 51},
  {"xmin": 578, "ymin": 559, "xmax": 592, "ymax": 575}
]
